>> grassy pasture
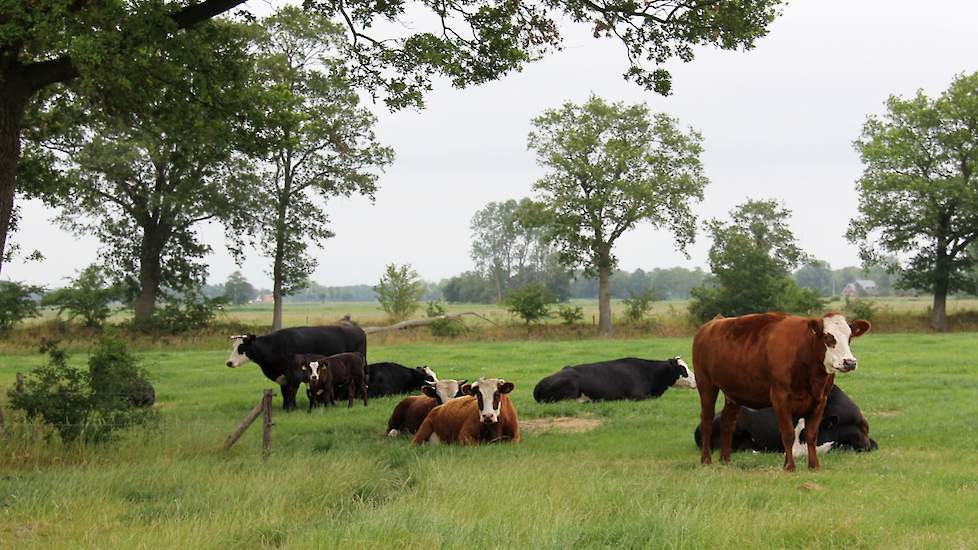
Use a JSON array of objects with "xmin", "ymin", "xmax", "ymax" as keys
[{"xmin": 2, "ymin": 334, "xmax": 978, "ymax": 548}]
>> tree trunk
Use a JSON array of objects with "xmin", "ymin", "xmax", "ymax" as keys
[
  {"xmin": 0, "ymin": 81, "xmax": 30, "ymax": 276},
  {"xmin": 597, "ymin": 249, "xmax": 613, "ymax": 337},
  {"xmin": 931, "ymin": 259, "xmax": 950, "ymax": 332},
  {"xmin": 271, "ymin": 198, "xmax": 288, "ymax": 332},
  {"xmin": 132, "ymin": 224, "xmax": 169, "ymax": 325}
]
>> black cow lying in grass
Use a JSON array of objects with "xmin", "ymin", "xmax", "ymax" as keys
[
  {"xmin": 367, "ymin": 363, "xmax": 437, "ymax": 398},
  {"xmin": 694, "ymin": 384, "xmax": 878, "ymax": 454},
  {"xmin": 533, "ymin": 357, "xmax": 696, "ymax": 403}
]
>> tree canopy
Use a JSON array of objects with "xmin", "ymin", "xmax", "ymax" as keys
[{"xmin": 847, "ymin": 72, "xmax": 978, "ymax": 331}]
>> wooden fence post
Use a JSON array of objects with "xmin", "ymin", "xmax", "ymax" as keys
[
  {"xmin": 223, "ymin": 396, "xmax": 265, "ymax": 451},
  {"xmin": 16, "ymin": 372, "xmax": 24, "ymax": 393},
  {"xmin": 262, "ymin": 389, "xmax": 273, "ymax": 459}
]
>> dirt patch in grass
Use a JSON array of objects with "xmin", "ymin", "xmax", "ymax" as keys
[{"xmin": 522, "ymin": 416, "xmax": 603, "ymax": 433}]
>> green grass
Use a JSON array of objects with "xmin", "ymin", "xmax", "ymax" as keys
[{"xmin": 2, "ymin": 334, "xmax": 978, "ymax": 548}]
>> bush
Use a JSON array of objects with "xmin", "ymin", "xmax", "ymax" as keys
[
  {"xmin": 41, "ymin": 265, "xmax": 122, "ymax": 328},
  {"xmin": 0, "ymin": 280, "xmax": 42, "ymax": 333},
  {"xmin": 152, "ymin": 291, "xmax": 227, "ymax": 333},
  {"xmin": 505, "ymin": 283, "xmax": 555, "ymax": 325},
  {"xmin": 622, "ymin": 289, "xmax": 658, "ymax": 322},
  {"xmin": 844, "ymin": 296, "xmax": 878, "ymax": 322},
  {"xmin": 556, "ymin": 304, "xmax": 584, "ymax": 325},
  {"xmin": 426, "ymin": 300, "xmax": 466, "ymax": 337},
  {"xmin": 7, "ymin": 338, "xmax": 155, "ymax": 444},
  {"xmin": 689, "ymin": 277, "xmax": 825, "ymax": 323},
  {"xmin": 375, "ymin": 263, "xmax": 425, "ymax": 322}
]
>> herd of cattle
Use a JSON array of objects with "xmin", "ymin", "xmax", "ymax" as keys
[{"xmin": 226, "ymin": 311, "xmax": 876, "ymax": 469}]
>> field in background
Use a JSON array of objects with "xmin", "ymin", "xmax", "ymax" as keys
[{"xmin": 2, "ymin": 334, "xmax": 978, "ymax": 547}]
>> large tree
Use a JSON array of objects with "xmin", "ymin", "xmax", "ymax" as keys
[
  {"xmin": 527, "ymin": 95, "xmax": 708, "ymax": 336},
  {"xmin": 25, "ymin": 21, "xmax": 254, "ymax": 324},
  {"xmin": 240, "ymin": 8, "xmax": 394, "ymax": 331},
  {"xmin": 2, "ymin": 1, "xmax": 784, "ymax": 274},
  {"xmin": 847, "ymin": 72, "xmax": 978, "ymax": 331}
]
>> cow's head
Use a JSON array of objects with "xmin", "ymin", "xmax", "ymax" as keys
[
  {"xmin": 810, "ymin": 314, "xmax": 871, "ymax": 374},
  {"xmin": 304, "ymin": 361, "xmax": 323, "ymax": 382},
  {"xmin": 417, "ymin": 366, "xmax": 438, "ymax": 384},
  {"xmin": 463, "ymin": 378, "xmax": 514, "ymax": 425},
  {"xmin": 670, "ymin": 357, "xmax": 697, "ymax": 389},
  {"xmin": 421, "ymin": 378, "xmax": 467, "ymax": 405},
  {"xmin": 226, "ymin": 334, "xmax": 256, "ymax": 368}
]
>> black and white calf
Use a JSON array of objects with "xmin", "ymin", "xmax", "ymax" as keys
[
  {"xmin": 533, "ymin": 357, "xmax": 696, "ymax": 403},
  {"xmin": 225, "ymin": 325, "xmax": 367, "ymax": 411}
]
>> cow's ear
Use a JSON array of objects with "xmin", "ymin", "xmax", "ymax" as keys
[
  {"xmin": 808, "ymin": 319, "xmax": 823, "ymax": 337},
  {"xmin": 498, "ymin": 381, "xmax": 515, "ymax": 394},
  {"xmin": 461, "ymin": 383, "xmax": 475, "ymax": 396},
  {"xmin": 421, "ymin": 385, "xmax": 438, "ymax": 398},
  {"xmin": 850, "ymin": 319, "xmax": 871, "ymax": 338}
]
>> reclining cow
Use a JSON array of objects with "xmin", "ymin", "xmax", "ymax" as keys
[
  {"xmin": 386, "ymin": 378, "xmax": 467, "ymax": 437},
  {"xmin": 412, "ymin": 378, "xmax": 520, "ymax": 446},
  {"xmin": 226, "ymin": 325, "xmax": 366, "ymax": 411},
  {"xmin": 533, "ymin": 357, "xmax": 695, "ymax": 403},
  {"xmin": 694, "ymin": 384, "xmax": 878, "ymax": 454},
  {"xmin": 368, "ymin": 363, "xmax": 438, "ymax": 398}
]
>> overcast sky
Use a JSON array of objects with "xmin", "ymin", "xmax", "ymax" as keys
[{"xmin": 7, "ymin": 0, "xmax": 978, "ymax": 288}]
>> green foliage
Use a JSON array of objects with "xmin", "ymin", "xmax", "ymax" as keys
[
  {"xmin": 223, "ymin": 271, "xmax": 256, "ymax": 306},
  {"xmin": 505, "ymin": 283, "xmax": 556, "ymax": 325},
  {"xmin": 7, "ymin": 339, "xmax": 154, "ymax": 444},
  {"xmin": 0, "ymin": 280, "xmax": 42, "ymax": 333},
  {"xmin": 375, "ymin": 264, "xmax": 425, "ymax": 322},
  {"xmin": 151, "ymin": 291, "xmax": 227, "ymax": 333},
  {"xmin": 844, "ymin": 296, "xmax": 879, "ymax": 323},
  {"xmin": 41, "ymin": 265, "xmax": 121, "ymax": 328},
  {"xmin": 794, "ymin": 260, "xmax": 834, "ymax": 297},
  {"xmin": 425, "ymin": 300, "xmax": 466, "ymax": 337},
  {"xmin": 442, "ymin": 271, "xmax": 496, "ymax": 304},
  {"xmin": 689, "ymin": 199, "xmax": 823, "ymax": 323},
  {"xmin": 622, "ymin": 289, "xmax": 659, "ymax": 322},
  {"xmin": 556, "ymin": 304, "xmax": 584, "ymax": 325},
  {"xmin": 847, "ymin": 72, "xmax": 978, "ymax": 330}
]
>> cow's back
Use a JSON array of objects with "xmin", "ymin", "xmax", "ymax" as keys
[
  {"xmin": 426, "ymin": 396, "xmax": 478, "ymax": 443},
  {"xmin": 572, "ymin": 359, "xmax": 657, "ymax": 400}
]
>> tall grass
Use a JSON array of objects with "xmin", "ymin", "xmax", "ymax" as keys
[{"xmin": 2, "ymin": 335, "xmax": 978, "ymax": 547}]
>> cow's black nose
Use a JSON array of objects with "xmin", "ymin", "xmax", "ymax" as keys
[
  {"xmin": 843, "ymin": 359, "xmax": 857, "ymax": 370},
  {"xmin": 226, "ymin": 361, "xmax": 233, "ymax": 367}
]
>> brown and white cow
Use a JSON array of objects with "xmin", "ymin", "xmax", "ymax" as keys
[
  {"xmin": 693, "ymin": 312, "xmax": 870, "ymax": 471},
  {"xmin": 386, "ymin": 378, "xmax": 467, "ymax": 437},
  {"xmin": 411, "ymin": 378, "xmax": 520, "ymax": 446}
]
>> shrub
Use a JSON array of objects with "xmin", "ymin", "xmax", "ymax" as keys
[
  {"xmin": 844, "ymin": 296, "xmax": 878, "ymax": 322},
  {"xmin": 505, "ymin": 283, "xmax": 555, "ymax": 325},
  {"xmin": 622, "ymin": 289, "xmax": 658, "ymax": 322},
  {"xmin": 426, "ymin": 300, "xmax": 466, "ymax": 337},
  {"xmin": 556, "ymin": 304, "xmax": 584, "ymax": 325},
  {"xmin": 375, "ymin": 263, "xmax": 425, "ymax": 322},
  {"xmin": 0, "ymin": 280, "xmax": 42, "ymax": 333},
  {"xmin": 7, "ymin": 338, "xmax": 155, "ymax": 444},
  {"xmin": 41, "ymin": 265, "xmax": 122, "ymax": 328},
  {"xmin": 152, "ymin": 291, "xmax": 227, "ymax": 333},
  {"xmin": 689, "ymin": 277, "xmax": 824, "ymax": 323}
]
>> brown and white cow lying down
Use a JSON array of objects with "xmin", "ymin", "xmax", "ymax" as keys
[
  {"xmin": 411, "ymin": 378, "xmax": 520, "ymax": 446},
  {"xmin": 693, "ymin": 312, "xmax": 870, "ymax": 471},
  {"xmin": 386, "ymin": 378, "xmax": 467, "ymax": 437}
]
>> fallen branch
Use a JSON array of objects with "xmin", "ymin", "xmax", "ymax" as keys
[{"xmin": 361, "ymin": 312, "xmax": 498, "ymax": 334}]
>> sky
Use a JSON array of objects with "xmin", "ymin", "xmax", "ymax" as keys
[{"xmin": 7, "ymin": 0, "xmax": 978, "ymax": 289}]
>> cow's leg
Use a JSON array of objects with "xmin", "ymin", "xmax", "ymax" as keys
[
  {"xmin": 805, "ymin": 390, "xmax": 832, "ymax": 470},
  {"xmin": 770, "ymin": 390, "xmax": 796, "ymax": 471},
  {"xmin": 281, "ymin": 382, "xmax": 299, "ymax": 412},
  {"xmin": 718, "ymin": 399, "xmax": 741, "ymax": 463},
  {"xmin": 347, "ymin": 382, "xmax": 355, "ymax": 408},
  {"xmin": 698, "ymin": 381, "xmax": 720, "ymax": 465},
  {"xmin": 360, "ymin": 374, "xmax": 368, "ymax": 408}
]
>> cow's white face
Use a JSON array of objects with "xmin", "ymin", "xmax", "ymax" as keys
[
  {"xmin": 422, "ymin": 379, "xmax": 464, "ymax": 404},
  {"xmin": 421, "ymin": 366, "xmax": 438, "ymax": 382},
  {"xmin": 226, "ymin": 336, "xmax": 251, "ymax": 368},
  {"xmin": 307, "ymin": 361, "xmax": 320, "ymax": 381},
  {"xmin": 465, "ymin": 378, "xmax": 514, "ymax": 424},
  {"xmin": 821, "ymin": 315, "xmax": 869, "ymax": 374},
  {"xmin": 672, "ymin": 357, "xmax": 697, "ymax": 389}
]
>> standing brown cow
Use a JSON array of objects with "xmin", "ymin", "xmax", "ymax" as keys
[{"xmin": 693, "ymin": 312, "xmax": 870, "ymax": 471}]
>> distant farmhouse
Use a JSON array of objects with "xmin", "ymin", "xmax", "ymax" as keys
[{"xmin": 841, "ymin": 279, "xmax": 878, "ymax": 298}]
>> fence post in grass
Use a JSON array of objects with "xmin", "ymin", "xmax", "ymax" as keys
[
  {"xmin": 261, "ymin": 388, "xmax": 273, "ymax": 459},
  {"xmin": 223, "ymin": 392, "xmax": 267, "ymax": 451},
  {"xmin": 16, "ymin": 372, "xmax": 24, "ymax": 393}
]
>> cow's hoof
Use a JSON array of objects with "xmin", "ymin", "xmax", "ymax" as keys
[{"xmin": 387, "ymin": 429, "xmax": 399, "ymax": 437}]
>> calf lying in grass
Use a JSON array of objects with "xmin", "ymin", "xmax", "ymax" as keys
[
  {"xmin": 386, "ymin": 378, "xmax": 466, "ymax": 437},
  {"xmin": 412, "ymin": 378, "xmax": 520, "ymax": 446}
]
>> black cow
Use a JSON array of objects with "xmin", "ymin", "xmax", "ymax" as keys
[
  {"xmin": 694, "ymin": 384, "xmax": 878, "ymax": 453},
  {"xmin": 533, "ymin": 357, "xmax": 696, "ymax": 403},
  {"xmin": 226, "ymin": 325, "xmax": 367, "ymax": 411},
  {"xmin": 367, "ymin": 363, "xmax": 437, "ymax": 398}
]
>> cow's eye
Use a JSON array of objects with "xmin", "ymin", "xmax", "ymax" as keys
[{"xmin": 824, "ymin": 334, "xmax": 837, "ymax": 347}]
